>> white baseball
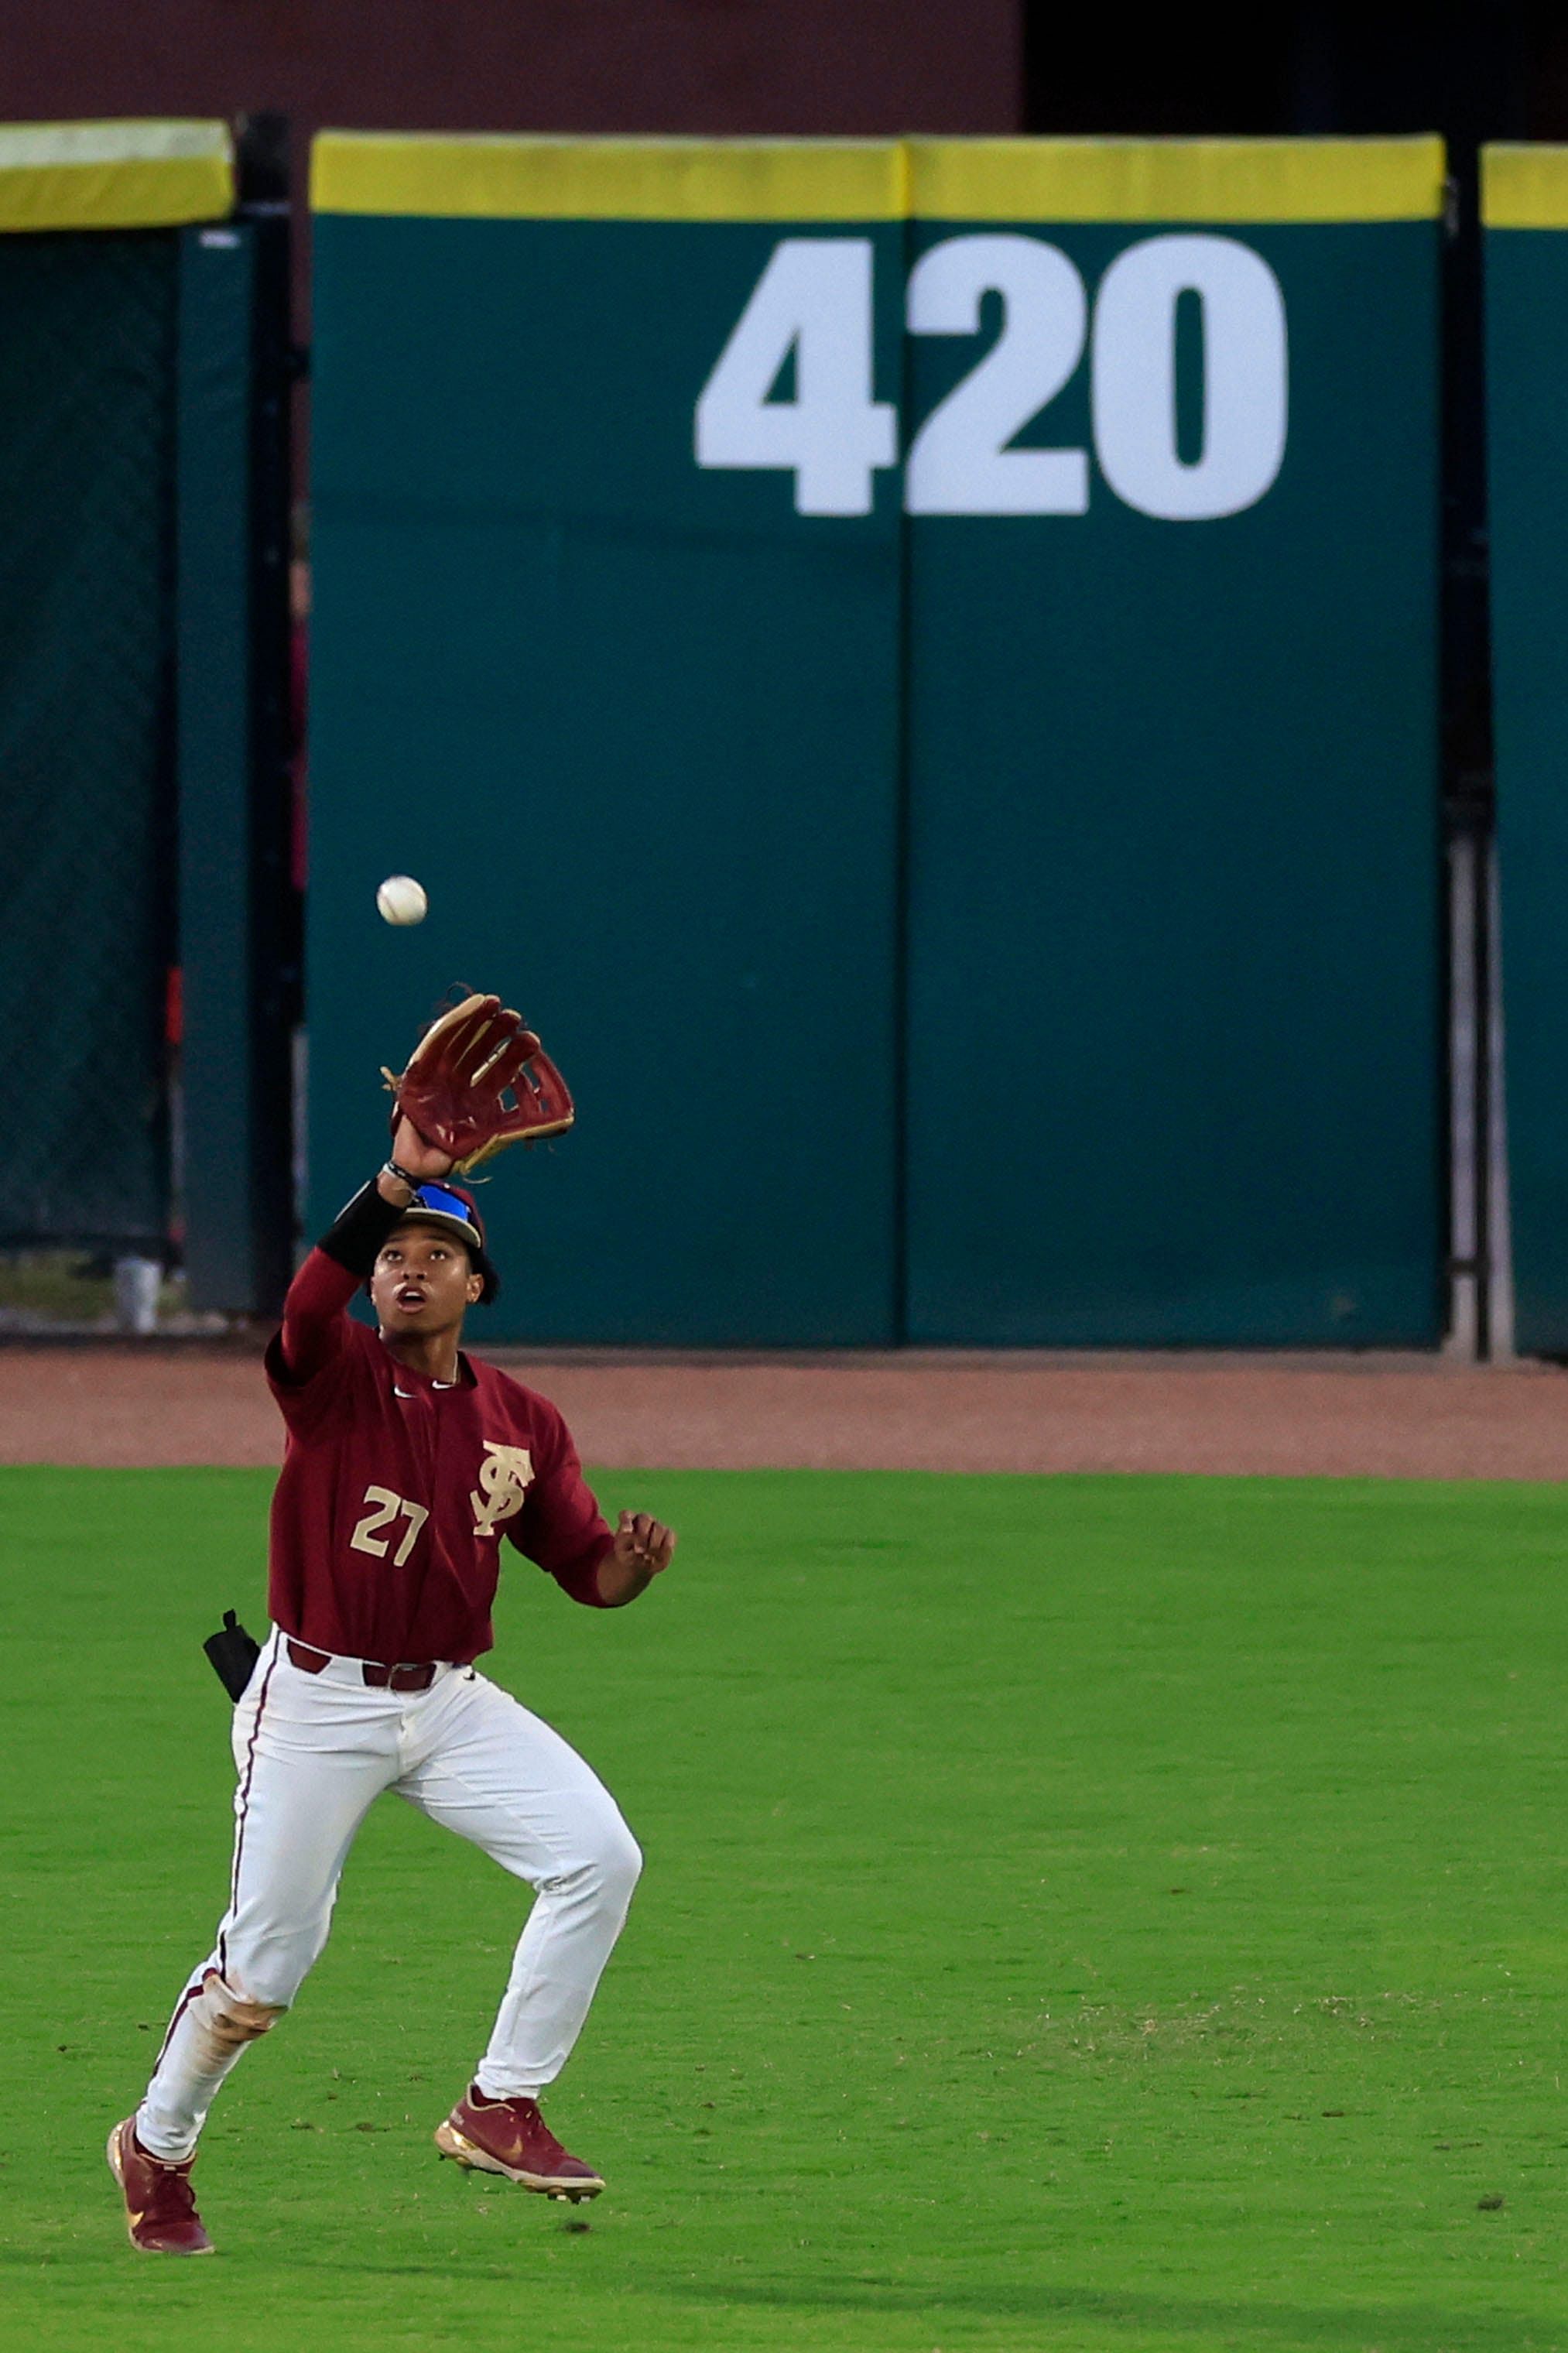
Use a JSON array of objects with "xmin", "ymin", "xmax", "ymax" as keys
[{"xmin": 376, "ymin": 874, "xmax": 428, "ymax": 926}]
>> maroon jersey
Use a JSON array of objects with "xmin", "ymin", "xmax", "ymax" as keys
[{"xmin": 263, "ymin": 1248, "xmax": 614, "ymax": 1664}]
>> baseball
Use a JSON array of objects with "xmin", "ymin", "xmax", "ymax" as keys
[{"xmin": 376, "ymin": 874, "xmax": 428, "ymax": 926}]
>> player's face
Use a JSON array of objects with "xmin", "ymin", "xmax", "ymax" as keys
[{"xmin": 371, "ymin": 1224, "xmax": 484, "ymax": 1338}]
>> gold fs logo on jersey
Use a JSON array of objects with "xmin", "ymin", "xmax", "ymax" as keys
[{"xmin": 471, "ymin": 1443, "xmax": 534, "ymax": 1538}]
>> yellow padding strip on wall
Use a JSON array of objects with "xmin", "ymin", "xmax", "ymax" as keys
[
  {"xmin": 909, "ymin": 137, "xmax": 1446, "ymax": 223},
  {"xmin": 1481, "ymin": 145, "xmax": 1568, "ymax": 228},
  {"xmin": 0, "ymin": 120, "xmax": 233, "ymax": 231},
  {"xmin": 313, "ymin": 131, "xmax": 1445, "ymax": 228},
  {"xmin": 312, "ymin": 134, "xmax": 909, "ymax": 222}
]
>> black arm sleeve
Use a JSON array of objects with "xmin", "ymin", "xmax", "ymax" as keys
[{"xmin": 317, "ymin": 1178, "xmax": 409, "ymax": 1278}]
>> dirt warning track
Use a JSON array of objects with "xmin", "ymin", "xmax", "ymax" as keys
[{"xmin": 0, "ymin": 1344, "xmax": 1563, "ymax": 1478}]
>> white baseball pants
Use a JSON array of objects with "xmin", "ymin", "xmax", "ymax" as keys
[{"xmin": 137, "ymin": 1630, "xmax": 641, "ymax": 2163}]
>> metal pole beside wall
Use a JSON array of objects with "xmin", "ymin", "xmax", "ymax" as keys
[
  {"xmin": 1440, "ymin": 142, "xmax": 1506, "ymax": 1364},
  {"xmin": 1485, "ymin": 836, "xmax": 1515, "ymax": 1358},
  {"xmin": 1446, "ymin": 824, "xmax": 1481, "ymax": 1358},
  {"xmin": 176, "ymin": 116, "xmax": 296, "ymax": 1317}
]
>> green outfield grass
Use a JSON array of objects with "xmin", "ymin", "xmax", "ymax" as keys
[{"xmin": 1, "ymin": 1465, "xmax": 1565, "ymax": 2351}]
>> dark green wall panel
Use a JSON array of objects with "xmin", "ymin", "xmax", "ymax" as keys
[
  {"xmin": 904, "ymin": 220, "xmax": 1443, "ymax": 1344},
  {"xmin": 309, "ymin": 214, "xmax": 904, "ymax": 1343}
]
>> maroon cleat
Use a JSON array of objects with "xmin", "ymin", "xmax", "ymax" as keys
[
  {"xmin": 107, "ymin": 2116, "xmax": 215, "ymax": 2255},
  {"xmin": 434, "ymin": 2086, "xmax": 604, "ymax": 2201}
]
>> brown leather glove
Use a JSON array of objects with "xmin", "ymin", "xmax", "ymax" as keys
[{"xmin": 385, "ymin": 992, "xmax": 574, "ymax": 1173}]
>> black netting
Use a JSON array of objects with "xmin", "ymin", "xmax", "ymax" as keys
[{"xmin": 0, "ymin": 231, "xmax": 178, "ymax": 1246}]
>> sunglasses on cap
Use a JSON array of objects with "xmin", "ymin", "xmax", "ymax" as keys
[{"xmin": 407, "ymin": 1183, "xmax": 483, "ymax": 1245}]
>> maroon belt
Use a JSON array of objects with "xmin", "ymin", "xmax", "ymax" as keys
[{"xmin": 287, "ymin": 1639, "xmax": 437, "ymax": 1694}]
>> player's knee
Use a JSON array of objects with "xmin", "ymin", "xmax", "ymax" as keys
[
  {"xmin": 593, "ymin": 1819, "xmax": 642, "ymax": 1908},
  {"xmin": 199, "ymin": 1971, "xmax": 285, "ymax": 2050}
]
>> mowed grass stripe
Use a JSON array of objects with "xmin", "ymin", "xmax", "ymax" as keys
[{"xmin": 0, "ymin": 1468, "xmax": 1563, "ymax": 2351}]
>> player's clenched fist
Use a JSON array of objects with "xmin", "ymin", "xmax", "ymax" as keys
[{"xmin": 597, "ymin": 1509, "xmax": 676, "ymax": 1606}]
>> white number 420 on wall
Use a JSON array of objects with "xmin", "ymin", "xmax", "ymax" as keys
[{"xmin": 693, "ymin": 232, "xmax": 1288, "ymax": 522}]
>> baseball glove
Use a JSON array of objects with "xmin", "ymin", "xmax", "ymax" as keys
[{"xmin": 385, "ymin": 992, "xmax": 575, "ymax": 1173}]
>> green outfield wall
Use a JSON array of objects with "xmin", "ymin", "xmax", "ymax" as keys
[
  {"xmin": 1484, "ymin": 148, "xmax": 1568, "ymax": 1355},
  {"xmin": 309, "ymin": 134, "xmax": 1446, "ymax": 1347}
]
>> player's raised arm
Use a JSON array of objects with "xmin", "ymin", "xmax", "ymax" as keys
[
  {"xmin": 272, "ymin": 1118, "xmax": 452, "ymax": 1382},
  {"xmin": 275, "ymin": 988, "xmax": 573, "ymax": 1385}
]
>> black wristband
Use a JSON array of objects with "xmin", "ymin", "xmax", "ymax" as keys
[{"xmin": 318, "ymin": 1178, "xmax": 410, "ymax": 1279}]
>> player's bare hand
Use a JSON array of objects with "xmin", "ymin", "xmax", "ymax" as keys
[
  {"xmin": 599, "ymin": 1510, "xmax": 676, "ymax": 1605},
  {"xmin": 615, "ymin": 1510, "xmax": 676, "ymax": 1575},
  {"xmin": 390, "ymin": 1115, "xmax": 454, "ymax": 1183}
]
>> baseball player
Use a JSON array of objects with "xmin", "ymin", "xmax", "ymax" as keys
[{"xmin": 110, "ymin": 997, "xmax": 676, "ymax": 2255}]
